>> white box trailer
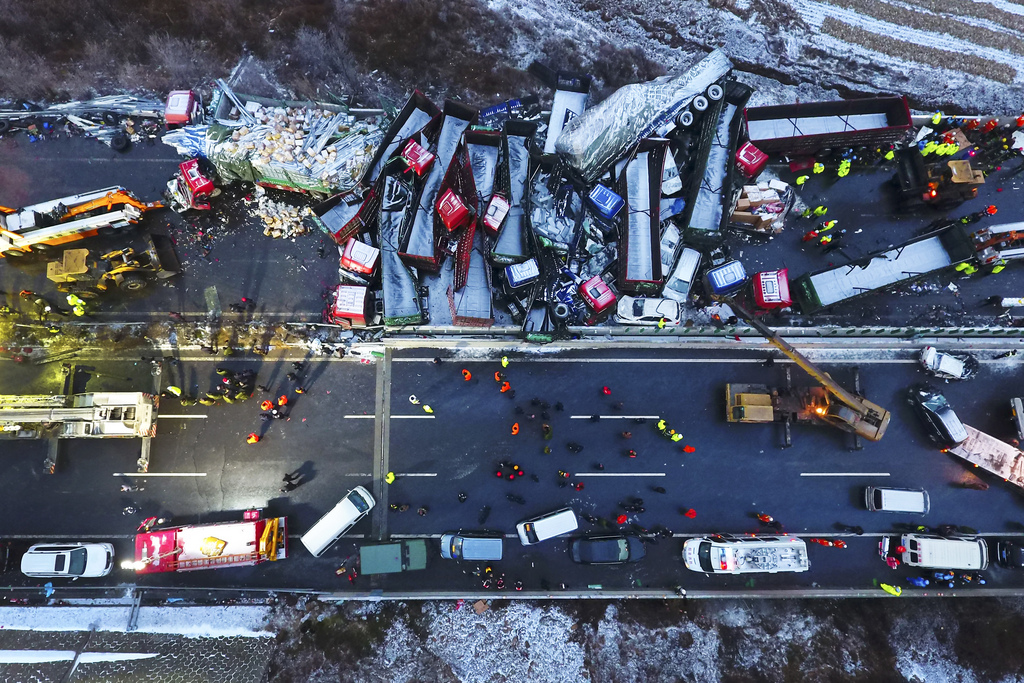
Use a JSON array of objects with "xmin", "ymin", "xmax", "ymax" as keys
[{"xmin": 948, "ymin": 424, "xmax": 1024, "ymax": 489}]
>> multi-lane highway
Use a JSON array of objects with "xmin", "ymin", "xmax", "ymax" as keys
[{"xmin": 3, "ymin": 342, "xmax": 1024, "ymax": 596}]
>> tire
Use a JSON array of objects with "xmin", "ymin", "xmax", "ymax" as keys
[
  {"xmin": 552, "ymin": 302, "xmax": 571, "ymax": 320},
  {"xmin": 2, "ymin": 249, "xmax": 26, "ymax": 258},
  {"xmin": 32, "ymin": 243, "xmax": 55, "ymax": 254},
  {"xmin": 691, "ymin": 95, "xmax": 709, "ymax": 113},
  {"xmin": 706, "ymin": 84, "xmax": 724, "ymax": 101},
  {"xmin": 120, "ymin": 275, "xmax": 148, "ymax": 291},
  {"xmin": 75, "ymin": 289, "xmax": 100, "ymax": 300},
  {"xmin": 676, "ymin": 111, "xmax": 694, "ymax": 128},
  {"xmin": 102, "ymin": 112, "xmax": 118, "ymax": 125},
  {"xmin": 98, "ymin": 226, "xmax": 117, "ymax": 237},
  {"xmin": 110, "ymin": 133, "xmax": 129, "ymax": 152},
  {"xmin": 0, "ymin": 120, "xmax": 10, "ymax": 134}
]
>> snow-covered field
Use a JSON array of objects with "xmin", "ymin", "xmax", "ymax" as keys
[{"xmin": 267, "ymin": 597, "xmax": 1024, "ymax": 682}]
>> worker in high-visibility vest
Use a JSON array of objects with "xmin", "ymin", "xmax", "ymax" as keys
[
  {"xmin": 246, "ymin": 433, "xmax": 260, "ymax": 444},
  {"xmin": 992, "ymin": 260, "xmax": 1007, "ymax": 274},
  {"xmin": 813, "ymin": 205, "xmax": 828, "ymax": 217},
  {"xmin": 796, "ymin": 175, "xmax": 809, "ymax": 186},
  {"xmin": 812, "ymin": 162, "xmax": 825, "ymax": 174}
]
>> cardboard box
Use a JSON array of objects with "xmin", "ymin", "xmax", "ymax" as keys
[
  {"xmin": 735, "ymin": 197, "xmax": 752, "ymax": 211},
  {"xmin": 731, "ymin": 211, "xmax": 760, "ymax": 225}
]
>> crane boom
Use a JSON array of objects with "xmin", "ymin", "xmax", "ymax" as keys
[{"xmin": 723, "ymin": 298, "xmax": 890, "ymax": 441}]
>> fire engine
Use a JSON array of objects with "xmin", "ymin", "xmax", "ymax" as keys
[{"xmin": 129, "ymin": 510, "xmax": 287, "ymax": 573}]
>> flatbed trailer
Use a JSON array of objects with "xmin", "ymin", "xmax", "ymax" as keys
[
  {"xmin": 792, "ymin": 220, "xmax": 976, "ymax": 314},
  {"xmin": 948, "ymin": 425, "xmax": 1024, "ymax": 490},
  {"xmin": 743, "ymin": 96, "xmax": 912, "ymax": 155},
  {"xmin": 132, "ymin": 513, "xmax": 287, "ymax": 573}
]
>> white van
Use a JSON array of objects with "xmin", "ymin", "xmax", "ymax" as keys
[
  {"xmin": 662, "ymin": 247, "xmax": 701, "ymax": 304},
  {"xmin": 864, "ymin": 487, "xmax": 930, "ymax": 514},
  {"xmin": 889, "ymin": 534, "xmax": 989, "ymax": 570},
  {"xmin": 683, "ymin": 535, "xmax": 810, "ymax": 574},
  {"xmin": 300, "ymin": 486, "xmax": 375, "ymax": 557},
  {"xmin": 516, "ymin": 508, "xmax": 578, "ymax": 546},
  {"xmin": 440, "ymin": 533, "xmax": 504, "ymax": 561}
]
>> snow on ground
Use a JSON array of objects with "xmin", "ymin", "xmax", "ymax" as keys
[{"xmin": 0, "ymin": 606, "xmax": 272, "ymax": 637}]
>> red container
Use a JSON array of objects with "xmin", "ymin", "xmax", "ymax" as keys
[{"xmin": 328, "ymin": 285, "xmax": 369, "ymax": 327}]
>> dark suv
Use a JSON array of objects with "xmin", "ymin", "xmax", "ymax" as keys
[{"xmin": 907, "ymin": 384, "xmax": 969, "ymax": 448}]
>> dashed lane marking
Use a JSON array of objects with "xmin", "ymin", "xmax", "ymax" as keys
[
  {"xmin": 345, "ymin": 472, "xmax": 436, "ymax": 477},
  {"xmin": 396, "ymin": 358, "xmax": 920, "ymax": 364},
  {"xmin": 392, "ymin": 415, "xmax": 435, "ymax": 419},
  {"xmin": 112, "ymin": 472, "xmax": 207, "ymax": 477},
  {"xmin": 343, "ymin": 415, "xmax": 375, "ymax": 419},
  {"xmin": 800, "ymin": 472, "xmax": 890, "ymax": 477},
  {"xmin": 157, "ymin": 415, "xmax": 208, "ymax": 419},
  {"xmin": 570, "ymin": 415, "xmax": 660, "ymax": 419},
  {"xmin": 574, "ymin": 472, "xmax": 666, "ymax": 477}
]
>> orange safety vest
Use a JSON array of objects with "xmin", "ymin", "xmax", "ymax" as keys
[
  {"xmin": 246, "ymin": 433, "xmax": 260, "ymax": 444},
  {"xmin": 278, "ymin": 395, "xmax": 288, "ymax": 406},
  {"xmin": 500, "ymin": 382, "xmax": 511, "ymax": 393},
  {"xmin": 511, "ymin": 423, "xmax": 520, "ymax": 435},
  {"xmin": 260, "ymin": 400, "xmax": 273, "ymax": 411},
  {"xmin": 462, "ymin": 369, "xmax": 472, "ymax": 381}
]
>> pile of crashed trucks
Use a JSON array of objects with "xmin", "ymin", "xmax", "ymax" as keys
[{"xmin": 158, "ymin": 51, "xmax": 1024, "ymax": 332}]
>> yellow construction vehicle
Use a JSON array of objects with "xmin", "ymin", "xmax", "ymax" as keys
[
  {"xmin": 0, "ymin": 186, "xmax": 163, "ymax": 258},
  {"xmin": 46, "ymin": 234, "xmax": 180, "ymax": 297},
  {"xmin": 722, "ymin": 298, "xmax": 890, "ymax": 445}
]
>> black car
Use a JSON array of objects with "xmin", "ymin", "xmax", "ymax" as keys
[
  {"xmin": 997, "ymin": 540, "xmax": 1024, "ymax": 569},
  {"xmin": 907, "ymin": 384, "xmax": 969, "ymax": 448},
  {"xmin": 569, "ymin": 535, "xmax": 646, "ymax": 564}
]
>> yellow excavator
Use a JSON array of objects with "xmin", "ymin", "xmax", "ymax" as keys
[{"xmin": 723, "ymin": 298, "xmax": 890, "ymax": 445}]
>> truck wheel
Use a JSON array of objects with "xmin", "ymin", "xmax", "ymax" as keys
[
  {"xmin": 691, "ymin": 95, "xmax": 709, "ymax": 113},
  {"xmin": 75, "ymin": 289, "xmax": 100, "ymax": 300},
  {"xmin": 98, "ymin": 226, "xmax": 117, "ymax": 237},
  {"xmin": 102, "ymin": 112, "xmax": 118, "ymax": 125},
  {"xmin": 120, "ymin": 275, "xmax": 148, "ymax": 291},
  {"xmin": 0, "ymin": 120, "xmax": 10, "ymax": 134},
  {"xmin": 552, "ymin": 303, "xmax": 571, "ymax": 320},
  {"xmin": 2, "ymin": 249, "xmax": 26, "ymax": 258},
  {"xmin": 675, "ymin": 111, "xmax": 694, "ymax": 128},
  {"xmin": 110, "ymin": 133, "xmax": 129, "ymax": 152},
  {"xmin": 706, "ymin": 84, "xmax": 724, "ymax": 101},
  {"xmin": 32, "ymin": 243, "xmax": 55, "ymax": 254}
]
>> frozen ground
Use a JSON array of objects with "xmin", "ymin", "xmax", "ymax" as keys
[{"xmin": 266, "ymin": 597, "xmax": 1024, "ymax": 682}]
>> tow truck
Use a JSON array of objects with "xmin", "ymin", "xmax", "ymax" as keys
[
  {"xmin": 894, "ymin": 149, "xmax": 984, "ymax": 209},
  {"xmin": 0, "ymin": 392, "xmax": 157, "ymax": 439},
  {"xmin": 129, "ymin": 510, "xmax": 287, "ymax": 574},
  {"xmin": 723, "ymin": 299, "xmax": 891, "ymax": 446},
  {"xmin": 0, "ymin": 187, "xmax": 163, "ymax": 258}
]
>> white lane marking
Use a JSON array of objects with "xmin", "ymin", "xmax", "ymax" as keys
[
  {"xmin": 570, "ymin": 415, "xmax": 660, "ymax": 419},
  {"xmin": 392, "ymin": 415, "xmax": 435, "ymax": 419},
  {"xmin": 345, "ymin": 472, "xmax": 436, "ymax": 477},
  {"xmin": 800, "ymin": 472, "xmax": 890, "ymax": 477},
  {"xmin": 396, "ymin": 358, "xmax": 919, "ymax": 364},
  {"xmin": 112, "ymin": 472, "xmax": 207, "ymax": 477},
  {"xmin": 157, "ymin": 415, "xmax": 208, "ymax": 419},
  {"xmin": 574, "ymin": 472, "xmax": 666, "ymax": 477},
  {"xmin": 343, "ymin": 415, "xmax": 375, "ymax": 419}
]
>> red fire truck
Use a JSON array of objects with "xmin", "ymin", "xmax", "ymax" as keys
[{"xmin": 129, "ymin": 510, "xmax": 287, "ymax": 573}]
